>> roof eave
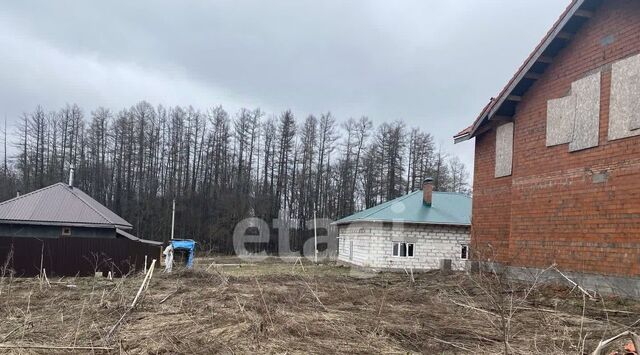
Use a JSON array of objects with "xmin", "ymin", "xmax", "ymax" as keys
[
  {"xmin": 459, "ymin": 0, "xmax": 589, "ymax": 142},
  {"xmin": 454, "ymin": 132, "xmax": 472, "ymax": 144},
  {"xmin": 333, "ymin": 219, "xmax": 471, "ymax": 227},
  {"xmin": 116, "ymin": 228, "xmax": 163, "ymax": 246},
  {"xmin": 0, "ymin": 219, "xmax": 132, "ymax": 229}
]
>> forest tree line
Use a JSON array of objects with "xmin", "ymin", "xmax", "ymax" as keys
[{"xmin": 0, "ymin": 102, "xmax": 470, "ymax": 254}]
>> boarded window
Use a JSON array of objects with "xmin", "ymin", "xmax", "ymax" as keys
[
  {"xmin": 569, "ymin": 73, "xmax": 601, "ymax": 151},
  {"xmin": 546, "ymin": 72, "xmax": 601, "ymax": 151},
  {"xmin": 609, "ymin": 53, "xmax": 640, "ymax": 141},
  {"xmin": 495, "ymin": 122, "xmax": 514, "ymax": 178},
  {"xmin": 547, "ymin": 95, "xmax": 575, "ymax": 146}
]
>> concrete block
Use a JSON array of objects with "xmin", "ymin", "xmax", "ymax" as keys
[
  {"xmin": 609, "ymin": 53, "xmax": 640, "ymax": 140},
  {"xmin": 495, "ymin": 122, "xmax": 514, "ymax": 178}
]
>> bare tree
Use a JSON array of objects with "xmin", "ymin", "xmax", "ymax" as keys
[{"xmin": 1, "ymin": 103, "xmax": 471, "ymax": 253}]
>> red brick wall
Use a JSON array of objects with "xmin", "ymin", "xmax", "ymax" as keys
[
  {"xmin": 472, "ymin": 129, "xmax": 512, "ymax": 262},
  {"xmin": 473, "ymin": 0, "xmax": 640, "ymax": 276}
]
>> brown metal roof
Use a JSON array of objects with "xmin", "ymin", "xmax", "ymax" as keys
[
  {"xmin": 116, "ymin": 229, "xmax": 163, "ymax": 246},
  {"xmin": 0, "ymin": 183, "xmax": 133, "ymax": 229}
]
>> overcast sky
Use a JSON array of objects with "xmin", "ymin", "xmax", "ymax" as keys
[{"xmin": 0, "ymin": 1, "xmax": 569, "ymax": 174}]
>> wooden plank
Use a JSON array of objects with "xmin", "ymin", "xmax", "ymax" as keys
[
  {"xmin": 523, "ymin": 72, "xmax": 542, "ymax": 80},
  {"xmin": 537, "ymin": 56, "xmax": 553, "ymax": 64},
  {"xmin": 557, "ymin": 31, "xmax": 575, "ymax": 40},
  {"xmin": 574, "ymin": 9, "xmax": 594, "ymax": 18},
  {"xmin": 492, "ymin": 115, "xmax": 514, "ymax": 123}
]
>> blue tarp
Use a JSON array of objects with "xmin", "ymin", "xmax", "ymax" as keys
[{"xmin": 171, "ymin": 239, "xmax": 196, "ymax": 268}]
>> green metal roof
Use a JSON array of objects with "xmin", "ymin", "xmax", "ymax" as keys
[{"xmin": 334, "ymin": 191, "xmax": 471, "ymax": 226}]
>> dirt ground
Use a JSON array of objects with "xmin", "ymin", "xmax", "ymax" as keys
[{"xmin": 1, "ymin": 257, "xmax": 640, "ymax": 354}]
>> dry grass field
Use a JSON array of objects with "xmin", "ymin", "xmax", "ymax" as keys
[{"xmin": 1, "ymin": 257, "xmax": 639, "ymax": 354}]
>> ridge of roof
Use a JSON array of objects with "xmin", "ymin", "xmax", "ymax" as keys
[
  {"xmin": 455, "ymin": 0, "xmax": 591, "ymax": 143},
  {"xmin": 432, "ymin": 191, "xmax": 470, "ymax": 196},
  {"xmin": 354, "ymin": 190, "xmax": 421, "ymax": 221},
  {"xmin": 66, "ymin": 185, "xmax": 114, "ymax": 225},
  {"xmin": 0, "ymin": 183, "xmax": 60, "ymax": 207}
]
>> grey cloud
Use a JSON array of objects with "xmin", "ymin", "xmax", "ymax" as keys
[{"xmin": 0, "ymin": 0, "xmax": 570, "ymax": 173}]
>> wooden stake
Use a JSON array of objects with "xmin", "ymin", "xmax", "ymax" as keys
[
  {"xmin": 132, "ymin": 259, "xmax": 156, "ymax": 308},
  {"xmin": 553, "ymin": 266, "xmax": 596, "ymax": 300},
  {"xmin": 159, "ymin": 287, "xmax": 179, "ymax": 304},
  {"xmin": 42, "ymin": 269, "xmax": 50, "ymax": 288},
  {"xmin": 591, "ymin": 331, "xmax": 640, "ymax": 355},
  {"xmin": 106, "ymin": 259, "xmax": 156, "ymax": 341}
]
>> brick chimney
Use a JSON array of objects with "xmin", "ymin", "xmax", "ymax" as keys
[{"xmin": 423, "ymin": 178, "xmax": 434, "ymax": 207}]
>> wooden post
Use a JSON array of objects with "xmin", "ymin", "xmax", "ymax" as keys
[
  {"xmin": 170, "ymin": 199, "xmax": 176, "ymax": 240},
  {"xmin": 314, "ymin": 204, "xmax": 318, "ymax": 264},
  {"xmin": 131, "ymin": 259, "xmax": 156, "ymax": 308}
]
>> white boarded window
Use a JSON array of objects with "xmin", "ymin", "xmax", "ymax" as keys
[
  {"xmin": 495, "ymin": 122, "xmax": 514, "ymax": 178},
  {"xmin": 546, "ymin": 72, "xmax": 601, "ymax": 151},
  {"xmin": 609, "ymin": 53, "xmax": 640, "ymax": 141},
  {"xmin": 569, "ymin": 73, "xmax": 600, "ymax": 151},
  {"xmin": 392, "ymin": 242, "xmax": 414, "ymax": 258}
]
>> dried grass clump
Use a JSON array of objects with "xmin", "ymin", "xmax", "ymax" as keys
[{"xmin": 0, "ymin": 258, "xmax": 639, "ymax": 354}]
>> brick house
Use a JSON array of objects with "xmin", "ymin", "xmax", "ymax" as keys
[
  {"xmin": 455, "ymin": 0, "xmax": 640, "ymax": 295},
  {"xmin": 334, "ymin": 179, "xmax": 471, "ymax": 271}
]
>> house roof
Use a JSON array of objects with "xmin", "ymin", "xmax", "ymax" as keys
[
  {"xmin": 116, "ymin": 229, "xmax": 163, "ymax": 246},
  {"xmin": 333, "ymin": 191, "xmax": 471, "ymax": 226},
  {"xmin": 454, "ymin": 0, "xmax": 603, "ymax": 143},
  {"xmin": 0, "ymin": 183, "xmax": 133, "ymax": 229}
]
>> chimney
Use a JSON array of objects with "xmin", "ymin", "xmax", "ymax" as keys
[
  {"xmin": 422, "ymin": 178, "xmax": 434, "ymax": 207},
  {"xmin": 68, "ymin": 165, "xmax": 75, "ymax": 188},
  {"xmin": 16, "ymin": 190, "xmax": 20, "ymax": 198}
]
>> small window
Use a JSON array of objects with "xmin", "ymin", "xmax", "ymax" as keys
[
  {"xmin": 61, "ymin": 227, "xmax": 72, "ymax": 236},
  {"xmin": 392, "ymin": 242, "xmax": 414, "ymax": 258},
  {"xmin": 461, "ymin": 244, "xmax": 469, "ymax": 260},
  {"xmin": 382, "ymin": 222, "xmax": 393, "ymax": 230}
]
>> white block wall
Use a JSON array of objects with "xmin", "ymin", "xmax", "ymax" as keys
[{"xmin": 337, "ymin": 222, "xmax": 470, "ymax": 271}]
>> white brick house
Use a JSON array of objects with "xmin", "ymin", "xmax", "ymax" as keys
[{"xmin": 334, "ymin": 179, "xmax": 471, "ymax": 271}]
